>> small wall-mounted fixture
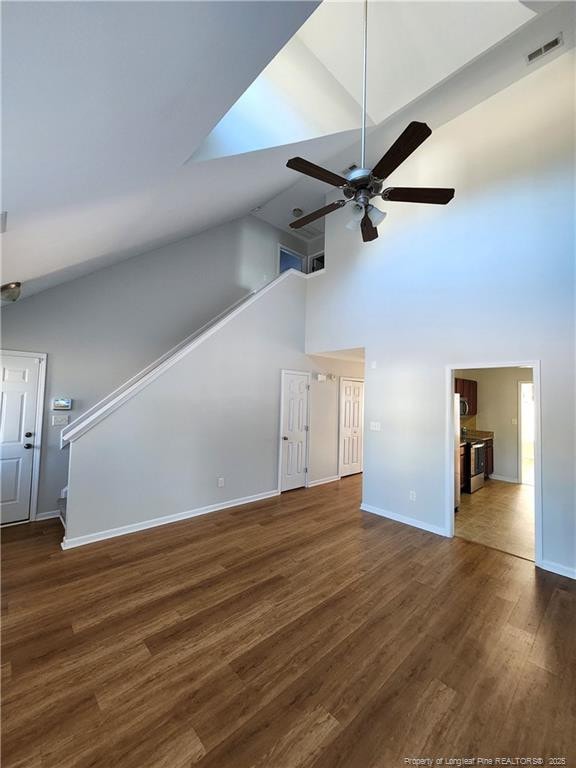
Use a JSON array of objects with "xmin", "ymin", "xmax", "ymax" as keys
[
  {"xmin": 292, "ymin": 207, "xmax": 304, "ymax": 218},
  {"xmin": 314, "ymin": 373, "xmax": 337, "ymax": 383},
  {"xmin": 1, "ymin": 282, "xmax": 21, "ymax": 302},
  {"xmin": 0, "ymin": 211, "xmax": 7, "ymax": 234},
  {"xmin": 52, "ymin": 397, "xmax": 73, "ymax": 411}
]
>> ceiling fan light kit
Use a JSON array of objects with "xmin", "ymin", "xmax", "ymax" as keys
[
  {"xmin": 1, "ymin": 282, "xmax": 22, "ymax": 303},
  {"xmin": 286, "ymin": 0, "xmax": 455, "ymax": 243}
]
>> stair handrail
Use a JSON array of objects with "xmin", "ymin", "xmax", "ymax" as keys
[{"xmin": 60, "ymin": 270, "xmax": 302, "ymax": 446}]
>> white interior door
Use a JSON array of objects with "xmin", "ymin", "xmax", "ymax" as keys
[
  {"xmin": 339, "ymin": 378, "xmax": 364, "ymax": 477},
  {"xmin": 280, "ymin": 371, "xmax": 309, "ymax": 491},
  {"xmin": 1, "ymin": 354, "xmax": 42, "ymax": 524}
]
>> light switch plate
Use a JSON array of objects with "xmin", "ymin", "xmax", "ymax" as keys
[
  {"xmin": 369, "ymin": 421, "xmax": 381, "ymax": 432},
  {"xmin": 52, "ymin": 414, "xmax": 69, "ymax": 426}
]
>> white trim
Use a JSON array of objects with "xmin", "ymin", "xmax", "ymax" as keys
[
  {"xmin": 306, "ymin": 475, "xmax": 340, "ymax": 488},
  {"xmin": 338, "ymin": 377, "xmax": 365, "ymax": 478},
  {"xmin": 35, "ymin": 509, "xmax": 60, "ymax": 520},
  {"xmin": 278, "ymin": 370, "xmax": 311, "ymax": 493},
  {"xmin": 489, "ymin": 474, "xmax": 520, "ymax": 484},
  {"xmin": 303, "ymin": 267, "xmax": 326, "ymax": 280},
  {"xmin": 35, "ymin": 510, "xmax": 66, "ymax": 528},
  {"xmin": 0, "ymin": 349, "xmax": 47, "ymax": 523},
  {"xmin": 361, "ymin": 502, "xmax": 449, "ymax": 537},
  {"xmin": 537, "ymin": 560, "xmax": 576, "ymax": 581},
  {"xmin": 445, "ymin": 361, "xmax": 543, "ymax": 570},
  {"xmin": 61, "ymin": 270, "xmax": 316, "ymax": 446},
  {"xmin": 61, "ymin": 489, "xmax": 280, "ymax": 550}
]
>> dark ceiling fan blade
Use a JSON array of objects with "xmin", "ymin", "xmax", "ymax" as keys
[
  {"xmin": 372, "ymin": 122, "xmax": 432, "ymax": 180},
  {"xmin": 286, "ymin": 157, "xmax": 349, "ymax": 188},
  {"xmin": 289, "ymin": 200, "xmax": 347, "ymax": 229},
  {"xmin": 382, "ymin": 187, "xmax": 455, "ymax": 204},
  {"xmin": 360, "ymin": 213, "xmax": 378, "ymax": 242}
]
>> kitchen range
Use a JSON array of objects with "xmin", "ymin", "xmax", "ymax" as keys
[{"xmin": 453, "ymin": 386, "xmax": 495, "ymax": 510}]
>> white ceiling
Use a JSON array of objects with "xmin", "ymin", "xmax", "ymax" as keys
[
  {"xmin": 1, "ymin": 0, "xmax": 318, "ymax": 295},
  {"xmin": 297, "ymin": 1, "xmax": 533, "ymax": 124},
  {"xmin": 3, "ymin": 0, "xmax": 571, "ymax": 298}
]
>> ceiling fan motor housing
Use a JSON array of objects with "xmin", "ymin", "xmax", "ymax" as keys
[{"xmin": 344, "ymin": 167, "xmax": 384, "ymax": 205}]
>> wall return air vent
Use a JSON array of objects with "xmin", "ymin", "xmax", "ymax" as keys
[{"xmin": 526, "ymin": 33, "xmax": 563, "ymax": 64}]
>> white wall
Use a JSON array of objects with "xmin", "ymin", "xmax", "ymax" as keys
[
  {"xmin": 455, "ymin": 367, "xmax": 533, "ymax": 482},
  {"xmin": 306, "ymin": 52, "xmax": 575, "ymax": 575},
  {"xmin": 1, "ymin": 215, "xmax": 304, "ymax": 514},
  {"xmin": 64, "ymin": 274, "xmax": 358, "ymax": 543}
]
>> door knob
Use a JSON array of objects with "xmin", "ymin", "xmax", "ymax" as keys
[
  {"xmin": 24, "ymin": 443, "xmax": 33, "ymax": 449},
  {"xmin": 282, "ymin": 436, "xmax": 288, "ymax": 441},
  {"xmin": 25, "ymin": 432, "xmax": 33, "ymax": 438}
]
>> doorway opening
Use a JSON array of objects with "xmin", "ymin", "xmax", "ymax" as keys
[
  {"xmin": 278, "ymin": 350, "xmax": 365, "ymax": 494},
  {"xmin": 449, "ymin": 364, "xmax": 540, "ymax": 563},
  {"xmin": 519, "ymin": 381, "xmax": 535, "ymax": 486}
]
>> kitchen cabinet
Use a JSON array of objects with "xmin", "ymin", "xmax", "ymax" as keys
[
  {"xmin": 484, "ymin": 439, "xmax": 494, "ymax": 478},
  {"xmin": 454, "ymin": 378, "xmax": 478, "ymax": 416}
]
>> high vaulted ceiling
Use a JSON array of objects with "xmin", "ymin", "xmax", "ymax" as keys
[
  {"xmin": 2, "ymin": 0, "xmax": 572, "ymax": 298},
  {"xmin": 1, "ymin": 0, "xmax": 318, "ymax": 295}
]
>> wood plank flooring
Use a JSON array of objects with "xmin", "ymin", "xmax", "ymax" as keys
[
  {"xmin": 456, "ymin": 479, "xmax": 534, "ymax": 560},
  {"xmin": 2, "ymin": 476, "xmax": 575, "ymax": 767}
]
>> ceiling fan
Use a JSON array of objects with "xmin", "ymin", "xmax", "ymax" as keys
[{"xmin": 286, "ymin": 0, "xmax": 454, "ymax": 243}]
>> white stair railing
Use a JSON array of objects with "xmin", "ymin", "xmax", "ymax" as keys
[{"xmin": 60, "ymin": 270, "xmax": 302, "ymax": 446}]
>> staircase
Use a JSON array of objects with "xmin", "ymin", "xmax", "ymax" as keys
[{"xmin": 60, "ymin": 268, "xmax": 313, "ymax": 547}]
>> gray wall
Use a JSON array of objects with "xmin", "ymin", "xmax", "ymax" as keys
[
  {"xmin": 455, "ymin": 367, "xmax": 533, "ymax": 482},
  {"xmin": 306, "ymin": 52, "xmax": 575, "ymax": 574},
  {"xmin": 1, "ymin": 215, "xmax": 304, "ymax": 514},
  {"xmin": 64, "ymin": 274, "xmax": 359, "ymax": 541}
]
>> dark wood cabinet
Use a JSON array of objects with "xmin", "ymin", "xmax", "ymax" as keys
[
  {"xmin": 454, "ymin": 378, "xmax": 478, "ymax": 416},
  {"xmin": 484, "ymin": 439, "xmax": 494, "ymax": 478}
]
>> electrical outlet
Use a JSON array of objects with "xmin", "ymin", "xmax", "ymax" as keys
[
  {"xmin": 409, "ymin": 490, "xmax": 416, "ymax": 502},
  {"xmin": 217, "ymin": 477, "xmax": 225, "ymax": 488},
  {"xmin": 511, "ymin": 418, "xmax": 518, "ymax": 425}
]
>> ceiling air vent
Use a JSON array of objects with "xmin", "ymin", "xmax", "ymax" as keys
[
  {"xmin": 295, "ymin": 224, "xmax": 323, "ymax": 240},
  {"xmin": 526, "ymin": 33, "xmax": 563, "ymax": 64}
]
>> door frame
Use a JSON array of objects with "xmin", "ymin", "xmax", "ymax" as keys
[
  {"xmin": 518, "ymin": 380, "xmax": 535, "ymax": 486},
  {"xmin": 444, "ymin": 360, "xmax": 542, "ymax": 566},
  {"xmin": 1, "ymin": 349, "xmax": 47, "ymax": 524},
  {"xmin": 278, "ymin": 369, "xmax": 311, "ymax": 493},
  {"xmin": 338, "ymin": 377, "xmax": 365, "ymax": 477}
]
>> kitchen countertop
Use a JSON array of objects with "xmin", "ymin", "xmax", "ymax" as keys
[{"xmin": 460, "ymin": 430, "xmax": 494, "ymax": 446}]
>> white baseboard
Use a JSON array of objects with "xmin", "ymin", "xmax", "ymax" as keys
[
  {"xmin": 306, "ymin": 475, "xmax": 340, "ymax": 488},
  {"xmin": 489, "ymin": 474, "xmax": 519, "ymax": 484},
  {"xmin": 35, "ymin": 510, "xmax": 66, "ymax": 528},
  {"xmin": 360, "ymin": 502, "xmax": 449, "ymax": 537},
  {"xmin": 537, "ymin": 559, "xmax": 576, "ymax": 580},
  {"xmin": 35, "ymin": 510, "xmax": 61, "ymax": 520},
  {"xmin": 61, "ymin": 489, "xmax": 280, "ymax": 550}
]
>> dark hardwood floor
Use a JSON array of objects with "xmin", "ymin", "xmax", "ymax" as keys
[{"xmin": 2, "ymin": 475, "xmax": 575, "ymax": 767}]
